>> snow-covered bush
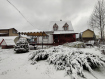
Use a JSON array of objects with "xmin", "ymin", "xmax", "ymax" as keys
[{"xmin": 29, "ymin": 46, "xmax": 105, "ymax": 79}]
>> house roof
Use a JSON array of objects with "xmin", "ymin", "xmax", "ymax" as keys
[{"xmin": 49, "ymin": 21, "xmax": 74, "ymax": 31}]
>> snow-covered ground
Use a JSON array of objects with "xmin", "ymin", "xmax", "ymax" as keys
[{"xmin": 0, "ymin": 47, "xmax": 105, "ymax": 79}]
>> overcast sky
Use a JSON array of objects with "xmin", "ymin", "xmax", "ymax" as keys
[{"xmin": 0, "ymin": 0, "xmax": 98, "ymax": 32}]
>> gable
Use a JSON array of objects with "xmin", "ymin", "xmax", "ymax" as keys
[
  {"xmin": 82, "ymin": 29, "xmax": 94, "ymax": 38},
  {"xmin": 63, "ymin": 23, "xmax": 69, "ymax": 27}
]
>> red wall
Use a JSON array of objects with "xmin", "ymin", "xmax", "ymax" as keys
[
  {"xmin": 53, "ymin": 34, "xmax": 76, "ymax": 45},
  {"xmin": 2, "ymin": 45, "xmax": 14, "ymax": 49}
]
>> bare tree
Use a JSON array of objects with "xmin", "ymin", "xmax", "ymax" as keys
[
  {"xmin": 89, "ymin": 15, "xmax": 95, "ymax": 32},
  {"xmin": 89, "ymin": 0, "xmax": 105, "ymax": 40}
]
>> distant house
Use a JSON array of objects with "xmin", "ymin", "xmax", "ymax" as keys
[
  {"xmin": 0, "ymin": 28, "xmax": 18, "ymax": 36},
  {"xmin": 37, "ymin": 20, "xmax": 77, "ymax": 45},
  {"xmin": 82, "ymin": 29, "xmax": 95, "ymax": 41}
]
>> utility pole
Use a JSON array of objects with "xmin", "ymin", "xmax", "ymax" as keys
[{"xmin": 42, "ymin": 32, "xmax": 43, "ymax": 49}]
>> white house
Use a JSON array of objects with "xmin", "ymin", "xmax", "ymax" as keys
[{"xmin": 37, "ymin": 20, "xmax": 77, "ymax": 45}]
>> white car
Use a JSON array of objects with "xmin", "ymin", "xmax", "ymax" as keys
[
  {"xmin": 14, "ymin": 38, "xmax": 29, "ymax": 53},
  {"xmin": 100, "ymin": 45, "xmax": 105, "ymax": 54}
]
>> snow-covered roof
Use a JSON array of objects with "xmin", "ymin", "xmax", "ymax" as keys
[
  {"xmin": 0, "ymin": 36, "xmax": 17, "ymax": 45},
  {"xmin": 0, "ymin": 28, "xmax": 17, "ymax": 30},
  {"xmin": 19, "ymin": 29, "xmax": 47, "ymax": 36},
  {"xmin": 53, "ymin": 31, "xmax": 77, "ymax": 34},
  {"xmin": 1, "ymin": 39, "xmax": 15, "ymax": 46},
  {"xmin": 20, "ymin": 34, "xmax": 31, "ymax": 39},
  {"xmin": 49, "ymin": 21, "xmax": 74, "ymax": 31},
  {"xmin": 19, "ymin": 29, "xmax": 44, "ymax": 33}
]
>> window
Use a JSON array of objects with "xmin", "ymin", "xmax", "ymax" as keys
[
  {"xmin": 53, "ymin": 23, "xmax": 58, "ymax": 31},
  {"xmin": 12, "ymin": 30, "xmax": 17, "ymax": 33},
  {"xmin": 53, "ymin": 27, "xmax": 58, "ymax": 31},
  {"xmin": 64, "ymin": 27, "xmax": 68, "ymax": 30},
  {"xmin": 63, "ymin": 23, "xmax": 69, "ymax": 31},
  {"xmin": 43, "ymin": 36, "xmax": 48, "ymax": 39}
]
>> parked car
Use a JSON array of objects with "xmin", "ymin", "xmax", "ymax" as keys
[{"xmin": 14, "ymin": 38, "xmax": 29, "ymax": 53}]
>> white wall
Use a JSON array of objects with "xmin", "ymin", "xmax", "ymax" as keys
[{"xmin": 37, "ymin": 32, "xmax": 53, "ymax": 44}]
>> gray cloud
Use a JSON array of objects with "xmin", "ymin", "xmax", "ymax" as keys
[{"xmin": 0, "ymin": 0, "xmax": 98, "ymax": 32}]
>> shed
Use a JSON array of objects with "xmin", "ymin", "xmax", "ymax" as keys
[
  {"xmin": 0, "ymin": 36, "xmax": 17, "ymax": 46},
  {"xmin": 82, "ymin": 29, "xmax": 95, "ymax": 41},
  {"xmin": 0, "ymin": 36, "xmax": 18, "ymax": 49},
  {"xmin": 1, "ymin": 39, "xmax": 15, "ymax": 49}
]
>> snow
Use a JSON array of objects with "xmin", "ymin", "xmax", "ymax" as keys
[
  {"xmin": 20, "ymin": 34, "xmax": 30, "ymax": 39},
  {"xmin": 0, "ymin": 46, "xmax": 105, "ymax": 79},
  {"xmin": 0, "ymin": 48, "xmax": 70, "ymax": 79},
  {"xmin": 53, "ymin": 30, "xmax": 76, "ymax": 34},
  {"xmin": 85, "ymin": 40, "xmax": 95, "ymax": 45},
  {"xmin": 63, "ymin": 41, "xmax": 85, "ymax": 47}
]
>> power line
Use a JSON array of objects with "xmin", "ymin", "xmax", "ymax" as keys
[{"xmin": 6, "ymin": 0, "xmax": 35, "ymax": 28}]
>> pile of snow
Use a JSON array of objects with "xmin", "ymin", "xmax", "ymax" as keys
[
  {"xmin": 85, "ymin": 40, "xmax": 95, "ymax": 46},
  {"xmin": 29, "ymin": 45, "xmax": 105, "ymax": 79},
  {"xmin": 63, "ymin": 41, "xmax": 85, "ymax": 48}
]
